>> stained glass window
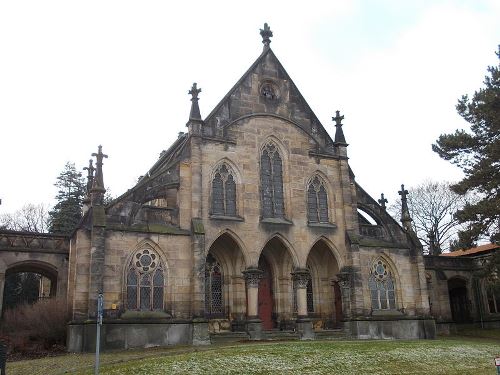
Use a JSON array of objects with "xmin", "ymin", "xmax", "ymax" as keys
[
  {"xmin": 261, "ymin": 142, "xmax": 285, "ymax": 218},
  {"xmin": 205, "ymin": 254, "xmax": 224, "ymax": 317},
  {"xmin": 369, "ymin": 259, "xmax": 396, "ymax": 310},
  {"xmin": 307, "ymin": 176, "xmax": 329, "ymax": 223},
  {"xmin": 211, "ymin": 163, "xmax": 237, "ymax": 216},
  {"xmin": 126, "ymin": 248, "xmax": 165, "ymax": 311}
]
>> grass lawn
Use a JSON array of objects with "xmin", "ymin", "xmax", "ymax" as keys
[{"xmin": 6, "ymin": 335, "xmax": 500, "ymax": 375}]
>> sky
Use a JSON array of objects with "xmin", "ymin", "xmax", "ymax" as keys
[{"xmin": 1, "ymin": 0, "xmax": 499, "ymax": 216}]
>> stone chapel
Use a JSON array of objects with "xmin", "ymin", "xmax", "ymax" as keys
[
  {"xmin": 60, "ymin": 24, "xmax": 437, "ymax": 350},
  {"xmin": 20, "ymin": 24, "xmax": 500, "ymax": 352}
]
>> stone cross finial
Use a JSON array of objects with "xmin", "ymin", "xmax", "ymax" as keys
[
  {"xmin": 260, "ymin": 23, "xmax": 273, "ymax": 48},
  {"xmin": 91, "ymin": 145, "xmax": 108, "ymax": 193},
  {"xmin": 332, "ymin": 110, "xmax": 344, "ymax": 126},
  {"xmin": 187, "ymin": 83, "xmax": 202, "ymax": 123},
  {"xmin": 188, "ymin": 82, "xmax": 201, "ymax": 100},
  {"xmin": 398, "ymin": 184, "xmax": 409, "ymax": 203},
  {"xmin": 398, "ymin": 184, "xmax": 412, "ymax": 230},
  {"xmin": 333, "ymin": 110, "xmax": 347, "ymax": 144},
  {"xmin": 378, "ymin": 193, "xmax": 388, "ymax": 209},
  {"xmin": 83, "ymin": 159, "xmax": 95, "ymax": 195}
]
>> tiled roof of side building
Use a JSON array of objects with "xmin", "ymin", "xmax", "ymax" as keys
[{"xmin": 440, "ymin": 243, "xmax": 500, "ymax": 257}]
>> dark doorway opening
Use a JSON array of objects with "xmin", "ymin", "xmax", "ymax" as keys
[
  {"xmin": 258, "ymin": 256, "xmax": 274, "ymax": 330},
  {"xmin": 448, "ymin": 278, "xmax": 471, "ymax": 323}
]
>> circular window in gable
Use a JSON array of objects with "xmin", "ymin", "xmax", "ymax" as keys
[{"xmin": 260, "ymin": 80, "xmax": 280, "ymax": 101}]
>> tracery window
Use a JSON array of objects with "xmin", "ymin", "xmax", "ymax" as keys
[
  {"xmin": 126, "ymin": 248, "xmax": 165, "ymax": 311},
  {"xmin": 307, "ymin": 176, "xmax": 329, "ymax": 223},
  {"xmin": 205, "ymin": 254, "xmax": 224, "ymax": 317},
  {"xmin": 369, "ymin": 259, "xmax": 396, "ymax": 310},
  {"xmin": 486, "ymin": 283, "xmax": 500, "ymax": 314},
  {"xmin": 261, "ymin": 142, "xmax": 285, "ymax": 219},
  {"xmin": 212, "ymin": 163, "xmax": 237, "ymax": 216}
]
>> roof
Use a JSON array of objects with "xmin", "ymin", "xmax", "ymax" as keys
[{"xmin": 440, "ymin": 243, "xmax": 500, "ymax": 257}]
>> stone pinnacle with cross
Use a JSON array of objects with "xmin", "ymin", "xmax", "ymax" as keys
[
  {"xmin": 83, "ymin": 159, "xmax": 95, "ymax": 195},
  {"xmin": 332, "ymin": 110, "xmax": 347, "ymax": 144},
  {"xmin": 91, "ymin": 145, "xmax": 108, "ymax": 195},
  {"xmin": 398, "ymin": 184, "xmax": 412, "ymax": 230},
  {"xmin": 378, "ymin": 193, "xmax": 388, "ymax": 209},
  {"xmin": 260, "ymin": 23, "xmax": 273, "ymax": 48},
  {"xmin": 188, "ymin": 82, "xmax": 202, "ymax": 121}
]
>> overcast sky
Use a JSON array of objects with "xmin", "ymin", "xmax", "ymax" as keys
[{"xmin": 1, "ymin": 0, "xmax": 499, "ymax": 216}]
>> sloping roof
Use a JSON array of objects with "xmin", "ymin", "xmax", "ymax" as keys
[{"xmin": 440, "ymin": 243, "xmax": 500, "ymax": 257}]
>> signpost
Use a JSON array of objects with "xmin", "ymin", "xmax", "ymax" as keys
[{"xmin": 95, "ymin": 293, "xmax": 103, "ymax": 375}]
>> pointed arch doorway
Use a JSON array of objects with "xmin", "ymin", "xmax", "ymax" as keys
[{"xmin": 258, "ymin": 256, "xmax": 274, "ymax": 330}]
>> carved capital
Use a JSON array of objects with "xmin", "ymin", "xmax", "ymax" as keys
[
  {"xmin": 242, "ymin": 268, "xmax": 263, "ymax": 288},
  {"xmin": 336, "ymin": 272, "xmax": 351, "ymax": 289},
  {"xmin": 291, "ymin": 268, "xmax": 311, "ymax": 289}
]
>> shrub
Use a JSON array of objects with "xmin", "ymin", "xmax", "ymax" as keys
[{"xmin": 1, "ymin": 298, "xmax": 68, "ymax": 352}]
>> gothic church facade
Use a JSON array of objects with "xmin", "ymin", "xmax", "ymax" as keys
[{"xmin": 44, "ymin": 26, "xmax": 440, "ymax": 350}]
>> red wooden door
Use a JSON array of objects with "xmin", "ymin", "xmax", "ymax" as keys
[
  {"xmin": 258, "ymin": 257, "xmax": 274, "ymax": 330},
  {"xmin": 333, "ymin": 281, "xmax": 343, "ymax": 328}
]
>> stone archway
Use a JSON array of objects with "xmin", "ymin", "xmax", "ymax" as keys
[
  {"xmin": 306, "ymin": 239, "xmax": 341, "ymax": 329},
  {"xmin": 205, "ymin": 232, "xmax": 247, "ymax": 331},
  {"xmin": 257, "ymin": 236, "xmax": 296, "ymax": 330}
]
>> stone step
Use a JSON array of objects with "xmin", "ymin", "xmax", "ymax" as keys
[
  {"xmin": 210, "ymin": 331, "xmax": 249, "ymax": 344},
  {"xmin": 314, "ymin": 329, "xmax": 349, "ymax": 340},
  {"xmin": 263, "ymin": 330, "xmax": 300, "ymax": 340}
]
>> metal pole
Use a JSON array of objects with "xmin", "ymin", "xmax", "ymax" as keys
[{"xmin": 95, "ymin": 293, "xmax": 103, "ymax": 375}]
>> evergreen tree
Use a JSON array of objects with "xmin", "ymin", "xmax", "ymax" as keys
[
  {"xmin": 48, "ymin": 162, "xmax": 86, "ymax": 234},
  {"xmin": 433, "ymin": 46, "xmax": 500, "ymax": 246}
]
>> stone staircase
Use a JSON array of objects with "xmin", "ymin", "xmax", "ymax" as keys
[
  {"xmin": 314, "ymin": 329, "xmax": 349, "ymax": 340},
  {"xmin": 210, "ymin": 328, "xmax": 348, "ymax": 344}
]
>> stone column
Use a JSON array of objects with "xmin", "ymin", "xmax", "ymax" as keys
[
  {"xmin": 0, "ymin": 273, "xmax": 5, "ymax": 315},
  {"xmin": 336, "ymin": 272, "xmax": 352, "ymax": 320},
  {"xmin": 243, "ymin": 268, "xmax": 263, "ymax": 340},
  {"xmin": 292, "ymin": 269, "xmax": 314, "ymax": 340}
]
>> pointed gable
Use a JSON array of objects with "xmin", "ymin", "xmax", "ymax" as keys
[{"xmin": 203, "ymin": 48, "xmax": 336, "ymax": 155}]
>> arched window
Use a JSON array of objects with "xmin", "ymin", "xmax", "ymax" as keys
[
  {"xmin": 307, "ymin": 175, "xmax": 329, "ymax": 223},
  {"xmin": 261, "ymin": 142, "xmax": 284, "ymax": 218},
  {"xmin": 369, "ymin": 259, "xmax": 396, "ymax": 310},
  {"xmin": 205, "ymin": 254, "xmax": 224, "ymax": 317},
  {"xmin": 126, "ymin": 248, "xmax": 165, "ymax": 311},
  {"xmin": 212, "ymin": 163, "xmax": 237, "ymax": 216}
]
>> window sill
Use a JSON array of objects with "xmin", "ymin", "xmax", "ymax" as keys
[
  {"xmin": 308, "ymin": 222, "xmax": 337, "ymax": 229},
  {"xmin": 260, "ymin": 217, "xmax": 293, "ymax": 225},
  {"xmin": 209, "ymin": 215, "xmax": 244, "ymax": 222}
]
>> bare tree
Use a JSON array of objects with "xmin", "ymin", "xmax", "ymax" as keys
[
  {"xmin": 0, "ymin": 203, "xmax": 50, "ymax": 233},
  {"xmin": 388, "ymin": 181, "xmax": 468, "ymax": 254}
]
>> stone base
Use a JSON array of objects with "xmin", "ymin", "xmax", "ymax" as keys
[
  {"xmin": 245, "ymin": 318, "xmax": 263, "ymax": 340},
  {"xmin": 296, "ymin": 318, "xmax": 314, "ymax": 340},
  {"xmin": 67, "ymin": 321, "xmax": 193, "ymax": 352},
  {"xmin": 346, "ymin": 318, "xmax": 436, "ymax": 340},
  {"xmin": 192, "ymin": 319, "xmax": 210, "ymax": 346}
]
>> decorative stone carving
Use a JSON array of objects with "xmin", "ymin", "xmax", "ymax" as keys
[
  {"xmin": 291, "ymin": 269, "xmax": 311, "ymax": 289},
  {"xmin": 336, "ymin": 272, "xmax": 351, "ymax": 289},
  {"xmin": 242, "ymin": 268, "xmax": 263, "ymax": 288}
]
